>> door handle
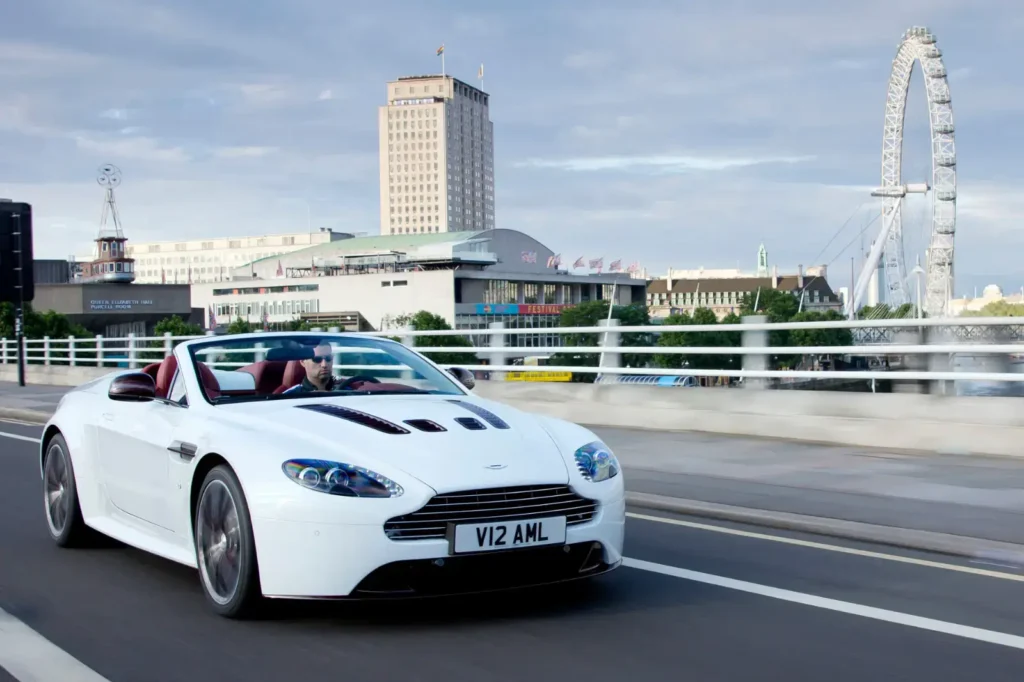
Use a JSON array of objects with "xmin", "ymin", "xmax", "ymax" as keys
[{"xmin": 167, "ymin": 441, "xmax": 197, "ymax": 462}]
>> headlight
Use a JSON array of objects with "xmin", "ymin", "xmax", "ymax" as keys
[
  {"xmin": 281, "ymin": 459, "xmax": 404, "ymax": 498},
  {"xmin": 573, "ymin": 441, "xmax": 620, "ymax": 483}
]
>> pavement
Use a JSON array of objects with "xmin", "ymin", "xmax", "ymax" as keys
[{"xmin": 3, "ymin": 422, "xmax": 1024, "ymax": 680}]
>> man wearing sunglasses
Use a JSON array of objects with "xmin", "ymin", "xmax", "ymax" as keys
[{"xmin": 284, "ymin": 342, "xmax": 337, "ymax": 393}]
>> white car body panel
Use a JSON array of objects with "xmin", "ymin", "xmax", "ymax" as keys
[{"xmin": 40, "ymin": 333, "xmax": 626, "ymax": 599}]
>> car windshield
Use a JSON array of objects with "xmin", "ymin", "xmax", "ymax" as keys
[{"xmin": 185, "ymin": 333, "xmax": 466, "ymax": 404}]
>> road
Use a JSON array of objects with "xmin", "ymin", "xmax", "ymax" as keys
[{"xmin": 2, "ymin": 422, "xmax": 1024, "ymax": 680}]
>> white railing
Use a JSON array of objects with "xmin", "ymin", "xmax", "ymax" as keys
[{"xmin": 1, "ymin": 316, "xmax": 1023, "ymax": 387}]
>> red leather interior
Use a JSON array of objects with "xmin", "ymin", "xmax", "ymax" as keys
[
  {"xmin": 154, "ymin": 356, "xmax": 178, "ymax": 399},
  {"xmin": 357, "ymin": 382, "xmax": 418, "ymax": 392},
  {"xmin": 196, "ymin": 362, "xmax": 222, "ymax": 401},
  {"xmin": 141, "ymin": 362, "xmax": 161, "ymax": 380},
  {"xmin": 239, "ymin": 360, "xmax": 287, "ymax": 394},
  {"xmin": 273, "ymin": 361, "xmax": 306, "ymax": 393}
]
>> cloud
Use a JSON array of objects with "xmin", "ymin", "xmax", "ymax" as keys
[
  {"xmin": 515, "ymin": 154, "xmax": 817, "ymax": 173},
  {"xmin": 100, "ymin": 108, "xmax": 128, "ymax": 120},
  {"xmin": 73, "ymin": 134, "xmax": 190, "ymax": 163},
  {"xmin": 214, "ymin": 146, "xmax": 278, "ymax": 159},
  {"xmin": 2, "ymin": 0, "xmax": 1022, "ymax": 295}
]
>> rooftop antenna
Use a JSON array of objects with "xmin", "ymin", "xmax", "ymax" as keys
[{"xmin": 96, "ymin": 164, "xmax": 124, "ymax": 239}]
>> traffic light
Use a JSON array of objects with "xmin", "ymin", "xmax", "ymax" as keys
[{"xmin": 0, "ymin": 201, "xmax": 34, "ymax": 303}]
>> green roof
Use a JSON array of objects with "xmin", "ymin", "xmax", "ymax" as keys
[{"xmin": 248, "ymin": 231, "xmax": 484, "ymax": 265}]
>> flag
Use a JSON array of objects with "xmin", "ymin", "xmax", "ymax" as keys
[
  {"xmin": 589, "ymin": 258, "xmax": 603, "ymax": 270},
  {"xmin": 208, "ymin": 305, "xmax": 217, "ymax": 330},
  {"xmin": 262, "ymin": 307, "xmax": 269, "ymax": 332},
  {"xmin": 609, "ymin": 259, "xmax": 622, "ymax": 272},
  {"xmin": 478, "ymin": 63, "xmax": 484, "ymax": 79},
  {"xmin": 276, "ymin": 260, "xmax": 284, "ymax": 277},
  {"xmin": 161, "ymin": 268, "xmax": 166, "ymax": 284},
  {"xmin": 573, "ymin": 257, "xmax": 584, "ymax": 269},
  {"xmin": 521, "ymin": 250, "xmax": 537, "ymax": 264},
  {"xmin": 437, "ymin": 44, "xmax": 445, "ymax": 56},
  {"xmin": 546, "ymin": 254, "xmax": 561, "ymax": 268}
]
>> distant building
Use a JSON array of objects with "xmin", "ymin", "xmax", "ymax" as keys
[
  {"xmin": 378, "ymin": 74, "xmax": 494, "ymax": 235},
  {"xmin": 646, "ymin": 245, "xmax": 840, "ymax": 319},
  {"xmin": 950, "ymin": 284, "xmax": 1024, "ymax": 316},
  {"xmin": 115, "ymin": 228, "xmax": 350, "ymax": 285},
  {"xmin": 190, "ymin": 228, "xmax": 644, "ymax": 353}
]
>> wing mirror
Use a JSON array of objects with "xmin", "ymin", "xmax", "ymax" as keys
[
  {"xmin": 108, "ymin": 372, "xmax": 157, "ymax": 402},
  {"xmin": 447, "ymin": 367, "xmax": 476, "ymax": 390}
]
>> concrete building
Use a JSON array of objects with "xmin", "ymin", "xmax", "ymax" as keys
[
  {"xmin": 647, "ymin": 265, "xmax": 841, "ymax": 320},
  {"xmin": 31, "ymin": 282, "xmax": 199, "ymax": 338},
  {"xmin": 102, "ymin": 228, "xmax": 350, "ymax": 285},
  {"xmin": 190, "ymin": 229, "xmax": 644, "ymax": 352},
  {"xmin": 378, "ymin": 74, "xmax": 494, "ymax": 235}
]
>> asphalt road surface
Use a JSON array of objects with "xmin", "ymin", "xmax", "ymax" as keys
[{"xmin": 2, "ymin": 420, "xmax": 1024, "ymax": 681}]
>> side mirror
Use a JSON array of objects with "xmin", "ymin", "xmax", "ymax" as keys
[
  {"xmin": 447, "ymin": 367, "xmax": 476, "ymax": 390},
  {"xmin": 109, "ymin": 372, "xmax": 157, "ymax": 402}
]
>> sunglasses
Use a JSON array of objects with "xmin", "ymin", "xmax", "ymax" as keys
[{"xmin": 311, "ymin": 355, "xmax": 333, "ymax": 364}]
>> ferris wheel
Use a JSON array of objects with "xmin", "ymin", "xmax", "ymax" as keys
[{"xmin": 849, "ymin": 26, "xmax": 956, "ymax": 317}]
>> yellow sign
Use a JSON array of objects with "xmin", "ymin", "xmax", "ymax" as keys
[{"xmin": 505, "ymin": 371, "xmax": 572, "ymax": 382}]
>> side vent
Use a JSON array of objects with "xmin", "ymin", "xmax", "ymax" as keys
[
  {"xmin": 297, "ymin": 404, "xmax": 410, "ymax": 435},
  {"xmin": 447, "ymin": 400, "xmax": 510, "ymax": 429},
  {"xmin": 404, "ymin": 419, "xmax": 447, "ymax": 433},
  {"xmin": 455, "ymin": 417, "xmax": 486, "ymax": 431}
]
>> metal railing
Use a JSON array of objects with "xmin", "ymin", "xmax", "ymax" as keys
[{"xmin": 1, "ymin": 316, "xmax": 1023, "ymax": 389}]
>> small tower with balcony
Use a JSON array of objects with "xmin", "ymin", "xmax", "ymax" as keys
[{"xmin": 79, "ymin": 164, "xmax": 136, "ymax": 284}]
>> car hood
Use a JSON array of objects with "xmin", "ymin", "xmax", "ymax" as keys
[{"xmin": 212, "ymin": 394, "xmax": 571, "ymax": 493}]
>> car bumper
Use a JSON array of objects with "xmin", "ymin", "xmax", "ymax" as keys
[{"xmin": 251, "ymin": 492, "xmax": 625, "ymax": 599}]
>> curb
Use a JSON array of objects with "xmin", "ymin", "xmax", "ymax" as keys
[
  {"xmin": 624, "ymin": 491, "xmax": 1024, "ymax": 563},
  {"xmin": 0, "ymin": 407, "xmax": 52, "ymax": 425}
]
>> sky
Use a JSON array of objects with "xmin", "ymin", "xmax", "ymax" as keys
[{"xmin": 1, "ymin": 0, "xmax": 1022, "ymax": 299}]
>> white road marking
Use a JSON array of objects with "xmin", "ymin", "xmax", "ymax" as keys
[
  {"xmin": 0, "ymin": 419, "xmax": 39, "ymax": 427},
  {"xmin": 0, "ymin": 430, "xmax": 40, "ymax": 444},
  {"xmin": 624, "ymin": 557, "xmax": 1024, "ymax": 651},
  {"xmin": 627, "ymin": 511, "xmax": 1024, "ymax": 582},
  {"xmin": 0, "ymin": 605, "xmax": 112, "ymax": 681}
]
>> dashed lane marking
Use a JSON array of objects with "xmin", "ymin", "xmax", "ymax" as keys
[
  {"xmin": 0, "ymin": 605, "xmax": 112, "ymax": 681},
  {"xmin": 624, "ymin": 557, "xmax": 1024, "ymax": 651},
  {"xmin": 627, "ymin": 511, "xmax": 1024, "ymax": 582}
]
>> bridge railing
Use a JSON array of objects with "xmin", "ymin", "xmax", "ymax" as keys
[{"xmin": 1, "ymin": 316, "xmax": 1022, "ymax": 387}]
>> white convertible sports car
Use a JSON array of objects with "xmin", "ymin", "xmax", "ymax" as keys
[{"xmin": 40, "ymin": 332, "xmax": 625, "ymax": 618}]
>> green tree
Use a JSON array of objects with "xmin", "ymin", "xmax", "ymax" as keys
[
  {"xmin": 653, "ymin": 308, "xmax": 743, "ymax": 372},
  {"xmin": 962, "ymin": 300, "xmax": 1024, "ymax": 317},
  {"xmin": 141, "ymin": 316, "xmax": 205, "ymax": 362},
  {"xmin": 0, "ymin": 302, "xmax": 94, "ymax": 365},
  {"xmin": 549, "ymin": 301, "xmax": 652, "ymax": 382},
  {"xmin": 396, "ymin": 311, "xmax": 477, "ymax": 366},
  {"xmin": 789, "ymin": 309, "xmax": 853, "ymax": 347}
]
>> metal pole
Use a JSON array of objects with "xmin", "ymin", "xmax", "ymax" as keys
[{"xmin": 13, "ymin": 212, "xmax": 26, "ymax": 387}]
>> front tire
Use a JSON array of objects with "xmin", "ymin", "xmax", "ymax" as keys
[
  {"xmin": 194, "ymin": 464, "xmax": 262, "ymax": 618},
  {"xmin": 43, "ymin": 433, "xmax": 93, "ymax": 547}
]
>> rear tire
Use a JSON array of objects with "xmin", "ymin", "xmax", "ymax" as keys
[
  {"xmin": 194, "ymin": 464, "xmax": 263, "ymax": 619},
  {"xmin": 42, "ymin": 433, "xmax": 94, "ymax": 547}
]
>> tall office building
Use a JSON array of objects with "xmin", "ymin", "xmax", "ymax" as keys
[{"xmin": 378, "ymin": 74, "xmax": 495, "ymax": 235}]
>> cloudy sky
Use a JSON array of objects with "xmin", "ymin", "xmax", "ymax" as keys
[{"xmin": 1, "ymin": 0, "xmax": 1022, "ymax": 298}]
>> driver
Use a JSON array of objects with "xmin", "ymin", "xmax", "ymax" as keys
[{"xmin": 284, "ymin": 342, "xmax": 336, "ymax": 393}]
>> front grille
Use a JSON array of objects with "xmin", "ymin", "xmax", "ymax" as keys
[{"xmin": 384, "ymin": 485, "xmax": 599, "ymax": 541}]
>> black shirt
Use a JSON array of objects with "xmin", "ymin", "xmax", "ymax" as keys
[{"xmin": 285, "ymin": 375, "xmax": 336, "ymax": 394}]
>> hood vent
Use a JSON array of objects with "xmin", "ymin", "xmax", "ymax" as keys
[
  {"xmin": 404, "ymin": 419, "xmax": 447, "ymax": 433},
  {"xmin": 455, "ymin": 417, "xmax": 486, "ymax": 431},
  {"xmin": 448, "ymin": 400, "xmax": 510, "ymax": 430},
  {"xmin": 297, "ymin": 404, "xmax": 410, "ymax": 435}
]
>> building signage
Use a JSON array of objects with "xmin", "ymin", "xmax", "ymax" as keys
[
  {"xmin": 88, "ymin": 299, "xmax": 155, "ymax": 311},
  {"xmin": 505, "ymin": 371, "xmax": 573, "ymax": 382},
  {"xmin": 473, "ymin": 304, "xmax": 568, "ymax": 315}
]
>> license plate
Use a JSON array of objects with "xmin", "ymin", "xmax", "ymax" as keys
[{"xmin": 450, "ymin": 516, "xmax": 567, "ymax": 554}]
